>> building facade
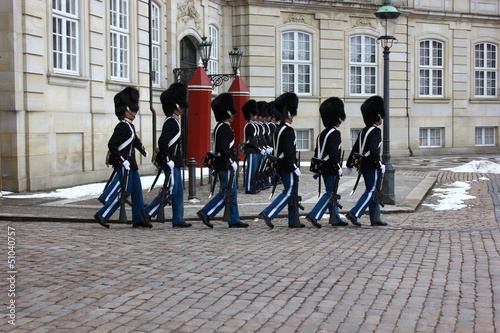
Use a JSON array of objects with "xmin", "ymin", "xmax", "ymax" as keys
[{"xmin": 0, "ymin": 0, "xmax": 499, "ymax": 192}]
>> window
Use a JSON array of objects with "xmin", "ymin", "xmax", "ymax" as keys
[
  {"xmin": 474, "ymin": 42, "xmax": 497, "ymax": 97},
  {"xmin": 150, "ymin": 2, "xmax": 160, "ymax": 86},
  {"xmin": 349, "ymin": 35, "xmax": 377, "ymax": 95},
  {"xmin": 52, "ymin": 0, "xmax": 79, "ymax": 74},
  {"xmin": 419, "ymin": 40, "xmax": 444, "ymax": 96},
  {"xmin": 208, "ymin": 25, "xmax": 219, "ymax": 93},
  {"xmin": 475, "ymin": 127, "xmax": 496, "ymax": 146},
  {"xmin": 110, "ymin": 0, "xmax": 129, "ymax": 81},
  {"xmin": 281, "ymin": 31, "xmax": 312, "ymax": 95},
  {"xmin": 419, "ymin": 128, "xmax": 442, "ymax": 147},
  {"xmin": 296, "ymin": 129, "xmax": 311, "ymax": 151},
  {"xmin": 350, "ymin": 128, "xmax": 362, "ymax": 148}
]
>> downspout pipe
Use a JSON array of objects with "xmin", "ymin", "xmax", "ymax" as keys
[{"xmin": 148, "ymin": 0, "xmax": 157, "ymax": 150}]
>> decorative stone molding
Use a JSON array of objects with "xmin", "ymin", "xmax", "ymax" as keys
[
  {"xmin": 177, "ymin": 0, "xmax": 202, "ymax": 30},
  {"xmin": 352, "ymin": 16, "xmax": 375, "ymax": 29},
  {"xmin": 283, "ymin": 12, "xmax": 311, "ymax": 26}
]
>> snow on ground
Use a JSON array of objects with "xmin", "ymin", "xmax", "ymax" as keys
[
  {"xmin": 422, "ymin": 181, "xmax": 476, "ymax": 211},
  {"xmin": 441, "ymin": 160, "xmax": 500, "ymax": 174}
]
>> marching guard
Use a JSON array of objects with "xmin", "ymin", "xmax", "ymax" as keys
[
  {"xmin": 345, "ymin": 96, "xmax": 388, "ymax": 227},
  {"xmin": 259, "ymin": 92, "xmax": 304, "ymax": 229},
  {"xmin": 94, "ymin": 87, "xmax": 152, "ymax": 229},
  {"xmin": 197, "ymin": 93, "xmax": 249, "ymax": 229},
  {"xmin": 242, "ymin": 99, "xmax": 263, "ymax": 194},
  {"xmin": 141, "ymin": 83, "xmax": 192, "ymax": 228},
  {"xmin": 305, "ymin": 97, "xmax": 347, "ymax": 228}
]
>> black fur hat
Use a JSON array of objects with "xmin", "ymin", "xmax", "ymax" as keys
[
  {"xmin": 320, "ymin": 97, "xmax": 346, "ymax": 128},
  {"xmin": 361, "ymin": 95, "xmax": 385, "ymax": 126},
  {"xmin": 273, "ymin": 92, "xmax": 298, "ymax": 120},
  {"xmin": 257, "ymin": 101, "xmax": 270, "ymax": 118},
  {"xmin": 114, "ymin": 87, "xmax": 139, "ymax": 119},
  {"xmin": 160, "ymin": 83, "xmax": 189, "ymax": 116},
  {"xmin": 212, "ymin": 93, "xmax": 237, "ymax": 122},
  {"xmin": 242, "ymin": 99, "xmax": 258, "ymax": 121}
]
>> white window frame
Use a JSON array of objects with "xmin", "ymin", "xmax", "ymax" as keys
[
  {"xmin": 350, "ymin": 128, "xmax": 363, "ymax": 148},
  {"xmin": 281, "ymin": 31, "xmax": 312, "ymax": 95},
  {"xmin": 419, "ymin": 40, "xmax": 444, "ymax": 97},
  {"xmin": 419, "ymin": 128, "xmax": 443, "ymax": 147},
  {"xmin": 150, "ymin": 2, "xmax": 160, "ymax": 86},
  {"xmin": 474, "ymin": 42, "xmax": 498, "ymax": 98},
  {"xmin": 110, "ymin": 0, "xmax": 130, "ymax": 81},
  {"xmin": 349, "ymin": 35, "xmax": 377, "ymax": 96},
  {"xmin": 296, "ymin": 129, "xmax": 311, "ymax": 151},
  {"xmin": 475, "ymin": 127, "xmax": 496, "ymax": 146},
  {"xmin": 208, "ymin": 25, "xmax": 219, "ymax": 94},
  {"xmin": 52, "ymin": 0, "xmax": 79, "ymax": 74}
]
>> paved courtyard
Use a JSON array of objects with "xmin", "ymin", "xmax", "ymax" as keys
[{"xmin": 1, "ymin": 169, "xmax": 499, "ymax": 332}]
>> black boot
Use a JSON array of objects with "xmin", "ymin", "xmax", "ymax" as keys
[
  {"xmin": 346, "ymin": 212, "xmax": 361, "ymax": 227},
  {"xmin": 173, "ymin": 221, "xmax": 193, "ymax": 228},
  {"xmin": 305, "ymin": 214, "xmax": 322, "ymax": 228},
  {"xmin": 259, "ymin": 212, "xmax": 274, "ymax": 229},
  {"xmin": 229, "ymin": 221, "xmax": 249, "ymax": 228},
  {"xmin": 197, "ymin": 210, "xmax": 213, "ymax": 229},
  {"xmin": 94, "ymin": 213, "xmax": 110, "ymax": 228}
]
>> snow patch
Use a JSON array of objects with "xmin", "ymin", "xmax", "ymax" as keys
[
  {"xmin": 423, "ymin": 181, "xmax": 476, "ymax": 211},
  {"xmin": 442, "ymin": 160, "xmax": 500, "ymax": 174}
]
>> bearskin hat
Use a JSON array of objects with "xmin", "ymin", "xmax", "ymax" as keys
[
  {"xmin": 212, "ymin": 93, "xmax": 237, "ymax": 122},
  {"xmin": 361, "ymin": 95, "xmax": 385, "ymax": 126},
  {"xmin": 160, "ymin": 83, "xmax": 189, "ymax": 116},
  {"xmin": 320, "ymin": 97, "xmax": 346, "ymax": 128},
  {"xmin": 114, "ymin": 87, "xmax": 139, "ymax": 119},
  {"xmin": 273, "ymin": 92, "xmax": 298, "ymax": 120},
  {"xmin": 258, "ymin": 101, "xmax": 271, "ymax": 118},
  {"xmin": 242, "ymin": 99, "xmax": 258, "ymax": 121}
]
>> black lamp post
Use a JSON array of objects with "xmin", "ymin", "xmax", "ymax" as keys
[
  {"xmin": 375, "ymin": 0, "xmax": 400, "ymax": 205},
  {"xmin": 175, "ymin": 36, "xmax": 244, "ymax": 87}
]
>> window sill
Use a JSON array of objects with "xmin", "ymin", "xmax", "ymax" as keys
[
  {"xmin": 47, "ymin": 72, "xmax": 90, "ymax": 88},
  {"xmin": 413, "ymin": 97, "xmax": 451, "ymax": 104}
]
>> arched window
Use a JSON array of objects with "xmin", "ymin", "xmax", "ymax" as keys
[
  {"xmin": 281, "ymin": 31, "xmax": 311, "ymax": 94},
  {"xmin": 474, "ymin": 42, "xmax": 497, "ymax": 97},
  {"xmin": 349, "ymin": 35, "xmax": 377, "ymax": 95},
  {"xmin": 419, "ymin": 40, "xmax": 444, "ymax": 97}
]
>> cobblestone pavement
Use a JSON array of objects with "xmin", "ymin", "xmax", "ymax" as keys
[{"xmin": 1, "ymin": 170, "xmax": 499, "ymax": 332}]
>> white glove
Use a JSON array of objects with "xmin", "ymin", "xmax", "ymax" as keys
[
  {"xmin": 380, "ymin": 164, "xmax": 386, "ymax": 174},
  {"xmin": 260, "ymin": 149, "xmax": 267, "ymax": 155},
  {"xmin": 231, "ymin": 162, "xmax": 238, "ymax": 172},
  {"xmin": 122, "ymin": 160, "xmax": 131, "ymax": 170},
  {"xmin": 293, "ymin": 168, "xmax": 301, "ymax": 177},
  {"xmin": 338, "ymin": 168, "xmax": 343, "ymax": 177},
  {"xmin": 167, "ymin": 160, "xmax": 175, "ymax": 170},
  {"xmin": 143, "ymin": 150, "xmax": 148, "ymax": 158},
  {"xmin": 347, "ymin": 167, "xmax": 353, "ymax": 175},
  {"xmin": 266, "ymin": 147, "xmax": 273, "ymax": 155}
]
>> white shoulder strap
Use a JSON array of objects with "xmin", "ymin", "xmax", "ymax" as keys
[
  {"xmin": 316, "ymin": 128, "xmax": 336, "ymax": 161},
  {"xmin": 274, "ymin": 125, "xmax": 287, "ymax": 159},
  {"xmin": 359, "ymin": 126, "xmax": 376, "ymax": 157},
  {"xmin": 118, "ymin": 122, "xmax": 135, "ymax": 151}
]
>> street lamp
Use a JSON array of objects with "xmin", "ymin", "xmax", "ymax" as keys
[
  {"xmin": 374, "ymin": 0, "xmax": 400, "ymax": 205},
  {"xmin": 174, "ymin": 36, "xmax": 244, "ymax": 87}
]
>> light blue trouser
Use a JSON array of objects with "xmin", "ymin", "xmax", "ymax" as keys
[
  {"xmin": 97, "ymin": 167, "xmax": 145, "ymax": 224},
  {"xmin": 349, "ymin": 168, "xmax": 381, "ymax": 222},
  {"xmin": 201, "ymin": 169, "xmax": 240, "ymax": 224},
  {"xmin": 307, "ymin": 174, "xmax": 343, "ymax": 223},
  {"xmin": 144, "ymin": 166, "xmax": 184, "ymax": 224},
  {"xmin": 262, "ymin": 172, "xmax": 297, "ymax": 225}
]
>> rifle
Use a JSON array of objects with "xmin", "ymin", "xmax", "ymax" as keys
[
  {"xmin": 222, "ymin": 166, "xmax": 236, "ymax": 222},
  {"xmin": 329, "ymin": 151, "xmax": 345, "ymax": 210},
  {"xmin": 102, "ymin": 169, "xmax": 116, "ymax": 193},
  {"xmin": 290, "ymin": 172, "xmax": 304, "ymax": 226},
  {"xmin": 156, "ymin": 167, "xmax": 172, "ymax": 223},
  {"xmin": 118, "ymin": 167, "xmax": 130, "ymax": 223},
  {"xmin": 372, "ymin": 168, "xmax": 385, "ymax": 208}
]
